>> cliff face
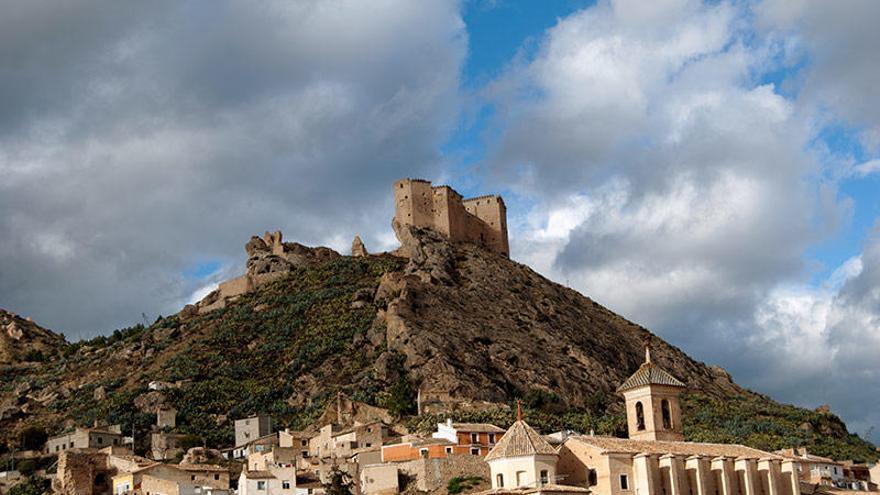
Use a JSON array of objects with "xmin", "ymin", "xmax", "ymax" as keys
[
  {"xmin": 0, "ymin": 227, "xmax": 874, "ymax": 462},
  {"xmin": 380, "ymin": 221, "xmax": 744, "ymax": 409}
]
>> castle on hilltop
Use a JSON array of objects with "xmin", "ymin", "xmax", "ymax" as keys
[{"xmin": 393, "ymin": 178, "xmax": 509, "ymax": 257}]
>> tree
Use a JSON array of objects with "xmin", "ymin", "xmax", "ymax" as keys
[
  {"xmin": 9, "ymin": 475, "xmax": 50, "ymax": 495},
  {"xmin": 323, "ymin": 468, "xmax": 353, "ymax": 495}
]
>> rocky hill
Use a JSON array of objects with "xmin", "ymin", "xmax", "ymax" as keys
[
  {"xmin": 0, "ymin": 309, "xmax": 67, "ymax": 365},
  {"xmin": 0, "ymin": 223, "xmax": 876, "ymax": 463}
]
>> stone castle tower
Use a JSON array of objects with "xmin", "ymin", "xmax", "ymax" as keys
[
  {"xmin": 617, "ymin": 348, "xmax": 686, "ymax": 442},
  {"xmin": 393, "ymin": 178, "xmax": 509, "ymax": 257}
]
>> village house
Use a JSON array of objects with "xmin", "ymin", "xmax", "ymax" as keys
[
  {"xmin": 774, "ymin": 448, "xmax": 845, "ymax": 487},
  {"xmin": 235, "ymin": 415, "xmax": 273, "ymax": 450},
  {"xmin": 238, "ymin": 466, "xmax": 296, "ymax": 495},
  {"xmin": 112, "ymin": 462, "xmax": 228, "ymax": 495},
  {"xmin": 45, "ymin": 425, "xmax": 128, "ymax": 454},
  {"xmin": 380, "ymin": 437, "xmax": 456, "ymax": 462},
  {"xmin": 432, "ymin": 419, "xmax": 506, "ymax": 456},
  {"xmin": 280, "ymin": 430, "xmax": 313, "ymax": 459},
  {"xmin": 54, "ymin": 448, "xmax": 155, "ymax": 495},
  {"xmin": 842, "ymin": 461, "xmax": 876, "ymax": 491},
  {"xmin": 556, "ymin": 349, "xmax": 802, "ymax": 495},
  {"xmin": 229, "ymin": 433, "xmax": 280, "ymax": 460}
]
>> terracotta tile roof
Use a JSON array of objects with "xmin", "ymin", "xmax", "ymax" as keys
[
  {"xmin": 243, "ymin": 470, "xmax": 276, "ymax": 479},
  {"xmin": 452, "ymin": 423, "xmax": 506, "ymax": 433},
  {"xmin": 565, "ymin": 435, "xmax": 782, "ymax": 460},
  {"xmin": 616, "ymin": 362, "xmax": 685, "ymax": 392},
  {"xmin": 774, "ymin": 449, "xmax": 842, "ymax": 465},
  {"xmin": 177, "ymin": 464, "xmax": 228, "ymax": 472},
  {"xmin": 485, "ymin": 421, "xmax": 557, "ymax": 461}
]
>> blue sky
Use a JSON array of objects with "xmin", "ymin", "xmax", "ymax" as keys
[{"xmin": 1, "ymin": 0, "xmax": 879, "ymax": 439}]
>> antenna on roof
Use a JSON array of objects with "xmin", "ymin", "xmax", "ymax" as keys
[{"xmin": 516, "ymin": 400, "xmax": 523, "ymax": 422}]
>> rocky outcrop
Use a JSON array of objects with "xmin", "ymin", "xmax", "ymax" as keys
[
  {"xmin": 351, "ymin": 235, "xmax": 368, "ymax": 257},
  {"xmin": 193, "ymin": 230, "xmax": 341, "ymax": 315},
  {"xmin": 0, "ymin": 309, "xmax": 66, "ymax": 364}
]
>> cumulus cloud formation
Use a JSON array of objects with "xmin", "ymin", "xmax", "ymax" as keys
[
  {"xmin": 756, "ymin": 0, "xmax": 880, "ymax": 151},
  {"xmin": 494, "ymin": 0, "xmax": 878, "ymax": 434},
  {"xmin": 0, "ymin": 0, "xmax": 465, "ymax": 338}
]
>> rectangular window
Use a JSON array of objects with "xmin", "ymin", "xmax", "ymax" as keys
[
  {"xmin": 257, "ymin": 481, "xmax": 266, "ymax": 491},
  {"xmin": 470, "ymin": 433, "xmax": 479, "ymax": 443},
  {"xmin": 214, "ymin": 475, "xmax": 220, "ymax": 481},
  {"xmin": 445, "ymin": 447, "xmax": 453, "ymax": 455},
  {"xmin": 540, "ymin": 470, "xmax": 549, "ymax": 485},
  {"xmin": 488, "ymin": 434, "xmax": 496, "ymax": 444},
  {"xmin": 470, "ymin": 448, "xmax": 480, "ymax": 456},
  {"xmin": 191, "ymin": 476, "xmax": 196, "ymax": 481},
  {"xmin": 282, "ymin": 481, "xmax": 291, "ymax": 490},
  {"xmin": 620, "ymin": 474, "xmax": 630, "ymax": 490},
  {"xmin": 420, "ymin": 448, "xmax": 429, "ymax": 458}
]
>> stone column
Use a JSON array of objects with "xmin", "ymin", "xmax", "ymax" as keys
[
  {"xmin": 757, "ymin": 459, "xmax": 781, "ymax": 495},
  {"xmin": 780, "ymin": 460, "xmax": 800, "ymax": 495},
  {"xmin": 711, "ymin": 457, "xmax": 734, "ymax": 495},
  {"xmin": 660, "ymin": 454, "xmax": 687, "ymax": 495},
  {"xmin": 686, "ymin": 456, "xmax": 710, "ymax": 495},
  {"xmin": 635, "ymin": 453, "xmax": 659, "ymax": 495},
  {"xmin": 735, "ymin": 458, "xmax": 759, "ymax": 495}
]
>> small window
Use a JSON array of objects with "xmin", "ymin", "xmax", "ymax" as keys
[
  {"xmin": 420, "ymin": 448, "xmax": 429, "ymax": 458},
  {"xmin": 470, "ymin": 433, "xmax": 479, "ymax": 443},
  {"xmin": 635, "ymin": 402, "xmax": 646, "ymax": 431},
  {"xmin": 516, "ymin": 471, "xmax": 526, "ymax": 486},
  {"xmin": 588, "ymin": 469, "xmax": 598, "ymax": 487},
  {"xmin": 620, "ymin": 474, "xmax": 630, "ymax": 490},
  {"xmin": 191, "ymin": 476, "xmax": 196, "ymax": 481},
  {"xmin": 540, "ymin": 470, "xmax": 549, "ymax": 485},
  {"xmin": 113, "ymin": 439, "xmax": 118, "ymax": 445},
  {"xmin": 445, "ymin": 447, "xmax": 453, "ymax": 455},
  {"xmin": 98, "ymin": 437, "xmax": 104, "ymax": 444},
  {"xmin": 366, "ymin": 443, "xmax": 372, "ymax": 448},
  {"xmin": 214, "ymin": 475, "xmax": 220, "ymax": 481},
  {"xmin": 302, "ymin": 440, "xmax": 308, "ymax": 447},
  {"xmin": 488, "ymin": 433, "xmax": 496, "ymax": 444},
  {"xmin": 257, "ymin": 481, "xmax": 266, "ymax": 491},
  {"xmin": 367, "ymin": 427, "xmax": 373, "ymax": 432},
  {"xmin": 661, "ymin": 399, "xmax": 673, "ymax": 430},
  {"xmin": 470, "ymin": 448, "xmax": 480, "ymax": 455},
  {"xmin": 496, "ymin": 474, "xmax": 504, "ymax": 488},
  {"xmin": 282, "ymin": 481, "xmax": 290, "ymax": 490}
]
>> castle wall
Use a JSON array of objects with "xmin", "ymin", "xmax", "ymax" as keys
[
  {"xmin": 393, "ymin": 178, "xmax": 509, "ymax": 257},
  {"xmin": 463, "ymin": 196, "xmax": 509, "ymax": 256}
]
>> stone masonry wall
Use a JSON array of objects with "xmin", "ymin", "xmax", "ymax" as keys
[
  {"xmin": 393, "ymin": 178, "xmax": 508, "ymax": 257},
  {"xmin": 396, "ymin": 454, "xmax": 489, "ymax": 492}
]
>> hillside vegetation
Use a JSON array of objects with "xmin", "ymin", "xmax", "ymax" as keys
[{"xmin": 0, "ymin": 227, "xmax": 875, "ymax": 463}]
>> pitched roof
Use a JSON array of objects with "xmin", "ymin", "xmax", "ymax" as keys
[
  {"xmin": 243, "ymin": 470, "xmax": 276, "ymax": 479},
  {"xmin": 452, "ymin": 423, "xmax": 506, "ymax": 433},
  {"xmin": 485, "ymin": 421, "xmax": 557, "ymax": 461},
  {"xmin": 565, "ymin": 435, "xmax": 783, "ymax": 460},
  {"xmin": 616, "ymin": 349, "xmax": 685, "ymax": 393}
]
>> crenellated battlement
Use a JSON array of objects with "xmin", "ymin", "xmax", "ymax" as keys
[{"xmin": 393, "ymin": 178, "xmax": 509, "ymax": 257}]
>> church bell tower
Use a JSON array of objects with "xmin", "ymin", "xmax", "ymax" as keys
[{"xmin": 617, "ymin": 348, "xmax": 686, "ymax": 442}]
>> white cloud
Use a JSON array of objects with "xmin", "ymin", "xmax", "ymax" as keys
[
  {"xmin": 852, "ymin": 159, "xmax": 880, "ymax": 177},
  {"xmin": 497, "ymin": 0, "xmax": 879, "ymax": 433}
]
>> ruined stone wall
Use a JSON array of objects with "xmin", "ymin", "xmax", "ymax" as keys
[
  {"xmin": 54, "ymin": 450, "xmax": 111, "ymax": 495},
  {"xmin": 396, "ymin": 455, "xmax": 489, "ymax": 492}
]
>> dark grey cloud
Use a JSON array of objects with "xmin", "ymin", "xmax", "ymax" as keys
[{"xmin": 0, "ymin": 0, "xmax": 466, "ymax": 338}]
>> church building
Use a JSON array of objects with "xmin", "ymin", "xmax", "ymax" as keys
[{"xmin": 556, "ymin": 349, "xmax": 802, "ymax": 495}]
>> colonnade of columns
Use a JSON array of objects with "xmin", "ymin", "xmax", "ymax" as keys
[{"xmin": 633, "ymin": 454, "xmax": 800, "ymax": 495}]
